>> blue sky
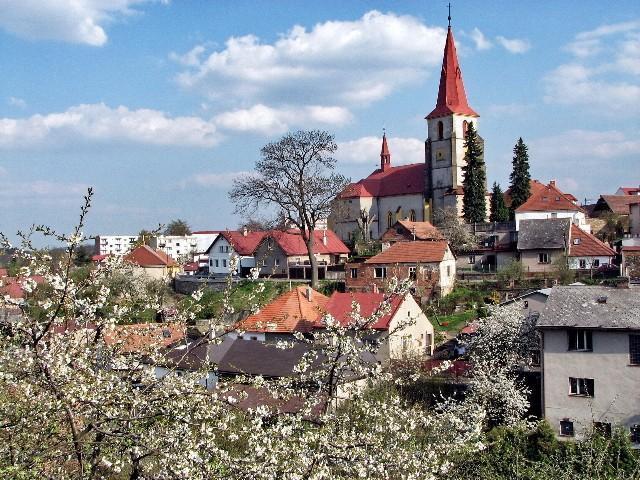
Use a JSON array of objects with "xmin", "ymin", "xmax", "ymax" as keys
[{"xmin": 0, "ymin": 1, "xmax": 638, "ymax": 245}]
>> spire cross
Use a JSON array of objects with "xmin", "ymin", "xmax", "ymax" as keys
[{"xmin": 447, "ymin": 3, "xmax": 451, "ymax": 27}]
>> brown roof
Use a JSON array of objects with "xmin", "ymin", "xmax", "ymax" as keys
[
  {"xmin": 364, "ymin": 241, "xmax": 448, "ymax": 264},
  {"xmin": 515, "ymin": 182, "xmax": 582, "ymax": 213},
  {"xmin": 568, "ymin": 224, "xmax": 616, "ymax": 258},
  {"xmin": 504, "ymin": 179, "xmax": 547, "ymax": 207},
  {"xmin": 125, "ymin": 245, "xmax": 177, "ymax": 267},
  {"xmin": 381, "ymin": 220, "xmax": 444, "ymax": 242},
  {"xmin": 104, "ymin": 323, "xmax": 186, "ymax": 354},
  {"xmin": 235, "ymin": 286, "xmax": 329, "ymax": 333},
  {"xmin": 597, "ymin": 195, "xmax": 639, "ymax": 215}
]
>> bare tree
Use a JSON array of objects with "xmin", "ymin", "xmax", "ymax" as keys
[
  {"xmin": 229, "ymin": 130, "xmax": 349, "ymax": 288},
  {"xmin": 432, "ymin": 207, "xmax": 478, "ymax": 254}
]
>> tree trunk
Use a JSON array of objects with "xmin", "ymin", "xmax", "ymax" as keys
[{"xmin": 305, "ymin": 234, "xmax": 319, "ymax": 289}]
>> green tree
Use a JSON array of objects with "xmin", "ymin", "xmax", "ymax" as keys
[
  {"xmin": 461, "ymin": 122, "xmax": 487, "ymax": 223},
  {"xmin": 490, "ymin": 182, "xmax": 509, "ymax": 222},
  {"xmin": 164, "ymin": 219, "xmax": 191, "ymax": 236},
  {"xmin": 508, "ymin": 138, "xmax": 531, "ymax": 216}
]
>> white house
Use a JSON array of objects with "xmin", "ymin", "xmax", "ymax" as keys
[
  {"xmin": 94, "ymin": 235, "xmax": 137, "ymax": 256},
  {"xmin": 149, "ymin": 231, "xmax": 218, "ymax": 264},
  {"xmin": 514, "ymin": 181, "xmax": 589, "ymax": 232},
  {"xmin": 205, "ymin": 230, "xmax": 263, "ymax": 276}
]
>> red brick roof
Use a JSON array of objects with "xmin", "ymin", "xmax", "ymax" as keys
[
  {"xmin": 125, "ymin": 245, "xmax": 177, "ymax": 267},
  {"xmin": 340, "ymin": 163, "xmax": 426, "ymax": 199},
  {"xmin": 267, "ymin": 230, "xmax": 350, "ymax": 256},
  {"xmin": 515, "ymin": 182, "xmax": 583, "ymax": 213},
  {"xmin": 235, "ymin": 286, "xmax": 329, "ymax": 333},
  {"xmin": 598, "ymin": 195, "xmax": 639, "ymax": 215},
  {"xmin": 365, "ymin": 241, "xmax": 449, "ymax": 264},
  {"xmin": 381, "ymin": 220, "xmax": 444, "ymax": 242},
  {"xmin": 426, "ymin": 27, "xmax": 478, "ymax": 119},
  {"xmin": 212, "ymin": 231, "xmax": 267, "ymax": 256},
  {"xmin": 568, "ymin": 224, "xmax": 616, "ymax": 258},
  {"xmin": 323, "ymin": 292, "xmax": 404, "ymax": 330}
]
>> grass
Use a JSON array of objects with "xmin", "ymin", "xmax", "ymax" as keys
[{"xmin": 432, "ymin": 309, "xmax": 477, "ymax": 333}]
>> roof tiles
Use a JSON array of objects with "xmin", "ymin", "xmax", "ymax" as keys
[{"xmin": 364, "ymin": 241, "xmax": 448, "ymax": 264}]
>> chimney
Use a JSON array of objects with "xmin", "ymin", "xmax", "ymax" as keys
[
  {"xmin": 242, "ymin": 227, "xmax": 248, "ymax": 237},
  {"xmin": 306, "ymin": 286, "xmax": 313, "ymax": 301},
  {"xmin": 549, "ymin": 180, "xmax": 556, "ymax": 187},
  {"xmin": 322, "ymin": 230, "xmax": 327, "ymax": 246}
]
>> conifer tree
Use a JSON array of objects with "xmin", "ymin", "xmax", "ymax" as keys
[
  {"xmin": 462, "ymin": 122, "xmax": 487, "ymax": 223},
  {"xmin": 509, "ymin": 137, "xmax": 531, "ymax": 215},
  {"xmin": 490, "ymin": 182, "xmax": 509, "ymax": 222}
]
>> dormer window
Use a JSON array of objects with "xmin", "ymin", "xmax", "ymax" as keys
[{"xmin": 573, "ymin": 238, "xmax": 581, "ymax": 245}]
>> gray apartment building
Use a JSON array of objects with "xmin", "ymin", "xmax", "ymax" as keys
[{"xmin": 537, "ymin": 285, "xmax": 640, "ymax": 443}]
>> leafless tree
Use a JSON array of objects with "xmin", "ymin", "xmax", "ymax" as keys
[{"xmin": 229, "ymin": 130, "xmax": 349, "ymax": 288}]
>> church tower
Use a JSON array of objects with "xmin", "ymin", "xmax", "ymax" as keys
[{"xmin": 424, "ymin": 22, "xmax": 483, "ymax": 220}]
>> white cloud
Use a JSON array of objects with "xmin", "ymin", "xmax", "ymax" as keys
[
  {"xmin": 469, "ymin": 28, "xmax": 492, "ymax": 51},
  {"xmin": 173, "ymin": 11, "xmax": 447, "ymax": 107},
  {"xmin": 530, "ymin": 129, "xmax": 640, "ymax": 162},
  {"xmin": 495, "ymin": 36, "xmax": 531, "ymax": 54},
  {"xmin": 179, "ymin": 171, "xmax": 252, "ymax": 189},
  {"xmin": 337, "ymin": 136, "xmax": 423, "ymax": 166},
  {"xmin": 0, "ymin": 0, "xmax": 164, "ymax": 46},
  {"xmin": 0, "ymin": 103, "xmax": 220, "ymax": 149},
  {"xmin": 213, "ymin": 104, "xmax": 352, "ymax": 135},
  {"xmin": 7, "ymin": 96, "xmax": 26, "ymax": 109},
  {"xmin": 544, "ymin": 21, "xmax": 640, "ymax": 113}
]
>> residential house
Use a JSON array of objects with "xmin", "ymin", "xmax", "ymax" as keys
[
  {"xmin": 149, "ymin": 231, "xmax": 219, "ymax": 265},
  {"xmin": 346, "ymin": 241, "xmax": 456, "ymax": 299},
  {"xmin": 206, "ymin": 230, "xmax": 264, "ymax": 276},
  {"xmin": 459, "ymin": 221, "xmax": 518, "ymax": 272},
  {"xmin": 380, "ymin": 220, "xmax": 444, "ymax": 244},
  {"xmin": 94, "ymin": 235, "xmax": 137, "ymax": 256},
  {"xmin": 592, "ymin": 195, "xmax": 638, "ymax": 233},
  {"xmin": 501, "ymin": 288, "xmax": 551, "ymax": 319},
  {"xmin": 517, "ymin": 219, "xmax": 615, "ymax": 274},
  {"xmin": 514, "ymin": 181, "xmax": 589, "ymax": 232},
  {"xmin": 622, "ymin": 246, "xmax": 640, "ymax": 282},
  {"xmin": 322, "ymin": 292, "xmax": 435, "ymax": 361},
  {"xmin": 615, "ymin": 186, "xmax": 640, "ymax": 196},
  {"xmin": 232, "ymin": 286, "xmax": 329, "ymax": 343},
  {"xmin": 537, "ymin": 285, "xmax": 640, "ymax": 443},
  {"xmin": 124, "ymin": 245, "xmax": 180, "ymax": 280}
]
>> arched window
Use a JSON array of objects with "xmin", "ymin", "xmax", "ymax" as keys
[
  {"xmin": 410, "ymin": 209, "xmax": 416, "ymax": 222},
  {"xmin": 437, "ymin": 121, "xmax": 444, "ymax": 140},
  {"xmin": 462, "ymin": 120, "xmax": 468, "ymax": 137},
  {"xmin": 387, "ymin": 211, "xmax": 393, "ymax": 229}
]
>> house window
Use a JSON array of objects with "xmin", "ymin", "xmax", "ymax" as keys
[
  {"xmin": 593, "ymin": 259, "xmax": 600, "ymax": 267},
  {"xmin": 551, "ymin": 212, "xmax": 558, "ymax": 218},
  {"xmin": 350, "ymin": 268, "xmax": 358, "ymax": 279},
  {"xmin": 573, "ymin": 238, "xmax": 581, "ymax": 245},
  {"xmin": 410, "ymin": 209, "xmax": 416, "ymax": 222},
  {"xmin": 579, "ymin": 259, "xmax": 586, "ymax": 269},
  {"xmin": 274, "ymin": 258, "xmax": 280, "ymax": 267},
  {"xmin": 223, "ymin": 259, "xmax": 227, "ymax": 268},
  {"xmin": 446, "ymin": 265, "xmax": 451, "ymax": 277},
  {"xmin": 630, "ymin": 335, "xmax": 640, "ymax": 365},
  {"xmin": 387, "ymin": 211, "xmax": 393, "ymax": 229},
  {"xmin": 631, "ymin": 425, "xmax": 640, "ymax": 444},
  {"xmin": 437, "ymin": 121, "xmax": 444, "ymax": 140},
  {"xmin": 538, "ymin": 253, "xmax": 550, "ymax": 264},
  {"xmin": 215, "ymin": 260, "xmax": 219, "ymax": 268},
  {"xmin": 219, "ymin": 246, "xmax": 224, "ymax": 253},
  {"xmin": 468, "ymin": 255, "xmax": 475, "ymax": 264},
  {"xmin": 408, "ymin": 266, "xmax": 417, "ymax": 280},
  {"xmin": 560, "ymin": 420, "xmax": 574, "ymax": 437},
  {"xmin": 569, "ymin": 377, "xmax": 594, "ymax": 397},
  {"xmin": 568, "ymin": 329, "xmax": 593, "ymax": 351},
  {"xmin": 374, "ymin": 267, "xmax": 387, "ymax": 278},
  {"xmin": 261, "ymin": 259, "xmax": 267, "ymax": 267},
  {"xmin": 209, "ymin": 259, "xmax": 213, "ymax": 266},
  {"xmin": 594, "ymin": 422, "xmax": 612, "ymax": 438}
]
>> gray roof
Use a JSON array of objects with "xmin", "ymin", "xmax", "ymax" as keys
[
  {"xmin": 537, "ymin": 286, "xmax": 640, "ymax": 330},
  {"xmin": 517, "ymin": 218, "xmax": 570, "ymax": 250}
]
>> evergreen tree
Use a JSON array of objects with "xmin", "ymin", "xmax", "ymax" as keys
[
  {"xmin": 490, "ymin": 182, "xmax": 509, "ymax": 222},
  {"xmin": 508, "ymin": 138, "xmax": 531, "ymax": 215},
  {"xmin": 461, "ymin": 122, "xmax": 487, "ymax": 223}
]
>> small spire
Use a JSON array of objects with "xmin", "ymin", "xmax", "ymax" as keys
[
  {"xmin": 380, "ymin": 130, "xmax": 391, "ymax": 171},
  {"xmin": 448, "ymin": 3, "xmax": 452, "ymax": 28}
]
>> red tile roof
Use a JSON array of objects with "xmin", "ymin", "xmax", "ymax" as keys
[
  {"xmin": 235, "ymin": 286, "xmax": 329, "ymax": 333},
  {"xmin": 125, "ymin": 245, "xmax": 177, "ymax": 267},
  {"xmin": 215, "ymin": 231, "xmax": 268, "ymax": 256},
  {"xmin": 104, "ymin": 323, "xmax": 185, "ymax": 354},
  {"xmin": 365, "ymin": 241, "xmax": 449, "ymax": 264},
  {"xmin": 426, "ymin": 27, "xmax": 478, "ymax": 119},
  {"xmin": 504, "ymin": 179, "xmax": 547, "ymax": 207},
  {"xmin": 598, "ymin": 195, "xmax": 639, "ymax": 215},
  {"xmin": 323, "ymin": 292, "xmax": 404, "ymax": 330},
  {"xmin": 267, "ymin": 230, "xmax": 350, "ymax": 256},
  {"xmin": 618, "ymin": 187, "xmax": 640, "ymax": 196},
  {"xmin": 340, "ymin": 163, "xmax": 426, "ymax": 199},
  {"xmin": 183, "ymin": 262, "xmax": 199, "ymax": 271},
  {"xmin": 568, "ymin": 224, "xmax": 616, "ymax": 258},
  {"xmin": 381, "ymin": 220, "xmax": 444, "ymax": 242},
  {"xmin": 0, "ymin": 275, "xmax": 45, "ymax": 299},
  {"xmin": 622, "ymin": 246, "xmax": 640, "ymax": 252},
  {"xmin": 515, "ymin": 182, "xmax": 583, "ymax": 213}
]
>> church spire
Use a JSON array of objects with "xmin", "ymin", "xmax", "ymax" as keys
[
  {"xmin": 380, "ymin": 131, "xmax": 391, "ymax": 171},
  {"xmin": 426, "ymin": 24, "xmax": 478, "ymax": 119}
]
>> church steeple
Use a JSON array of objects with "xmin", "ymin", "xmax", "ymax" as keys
[
  {"xmin": 426, "ymin": 26, "xmax": 478, "ymax": 119},
  {"xmin": 380, "ymin": 131, "xmax": 391, "ymax": 171}
]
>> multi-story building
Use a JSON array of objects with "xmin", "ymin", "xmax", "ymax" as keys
[
  {"xmin": 538, "ymin": 285, "xmax": 640, "ymax": 443},
  {"xmin": 149, "ymin": 232, "xmax": 219, "ymax": 264},
  {"xmin": 94, "ymin": 235, "xmax": 137, "ymax": 256}
]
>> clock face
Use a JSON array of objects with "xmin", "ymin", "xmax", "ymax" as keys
[{"xmin": 435, "ymin": 149, "xmax": 446, "ymax": 161}]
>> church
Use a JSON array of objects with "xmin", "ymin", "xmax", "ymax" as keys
[{"xmin": 332, "ymin": 22, "xmax": 486, "ymax": 242}]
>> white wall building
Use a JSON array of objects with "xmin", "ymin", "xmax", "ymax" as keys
[
  {"xmin": 94, "ymin": 235, "xmax": 137, "ymax": 256},
  {"xmin": 149, "ymin": 232, "xmax": 218, "ymax": 264}
]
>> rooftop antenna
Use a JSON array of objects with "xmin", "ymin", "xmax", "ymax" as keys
[{"xmin": 447, "ymin": 3, "xmax": 452, "ymax": 27}]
